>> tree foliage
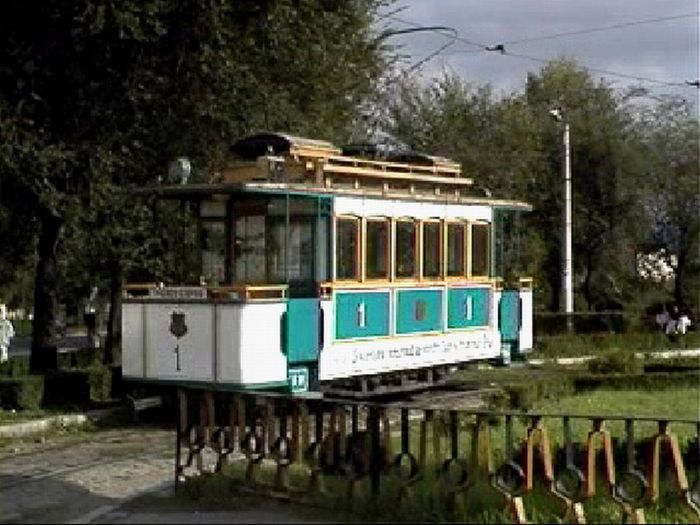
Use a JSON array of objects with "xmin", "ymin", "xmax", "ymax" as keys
[
  {"xmin": 0, "ymin": 0, "xmax": 389, "ymax": 368},
  {"xmin": 384, "ymin": 59, "xmax": 698, "ymax": 313}
]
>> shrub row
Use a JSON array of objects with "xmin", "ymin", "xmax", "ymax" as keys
[
  {"xmin": 0, "ymin": 375, "xmax": 45, "ymax": 410},
  {"xmin": 0, "ymin": 365, "xmax": 123, "ymax": 411},
  {"xmin": 503, "ymin": 370, "xmax": 700, "ymax": 410},
  {"xmin": 534, "ymin": 331, "xmax": 700, "ymax": 358}
]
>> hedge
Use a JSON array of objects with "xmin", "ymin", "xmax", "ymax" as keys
[
  {"xmin": 43, "ymin": 366, "xmax": 114, "ymax": 407},
  {"xmin": 0, "ymin": 375, "xmax": 44, "ymax": 410},
  {"xmin": 0, "ymin": 357, "xmax": 30, "ymax": 378}
]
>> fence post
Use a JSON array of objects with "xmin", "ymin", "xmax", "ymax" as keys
[{"xmin": 369, "ymin": 406, "xmax": 382, "ymax": 497}]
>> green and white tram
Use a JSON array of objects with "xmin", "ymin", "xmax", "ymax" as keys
[{"xmin": 122, "ymin": 132, "xmax": 533, "ymax": 396}]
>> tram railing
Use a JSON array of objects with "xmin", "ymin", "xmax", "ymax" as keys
[{"xmin": 174, "ymin": 389, "xmax": 700, "ymax": 524}]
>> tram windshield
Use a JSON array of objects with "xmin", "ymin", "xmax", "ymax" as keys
[{"xmin": 231, "ymin": 195, "xmax": 330, "ymax": 293}]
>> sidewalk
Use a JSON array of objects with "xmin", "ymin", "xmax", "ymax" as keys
[
  {"xmin": 528, "ymin": 347, "xmax": 700, "ymax": 366},
  {"xmin": 0, "ymin": 406, "xmax": 123, "ymax": 439}
]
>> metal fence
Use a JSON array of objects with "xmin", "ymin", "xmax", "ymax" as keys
[{"xmin": 174, "ymin": 389, "xmax": 700, "ymax": 524}]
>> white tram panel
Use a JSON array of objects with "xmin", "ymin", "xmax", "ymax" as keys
[
  {"xmin": 518, "ymin": 288, "xmax": 534, "ymax": 352},
  {"xmin": 122, "ymin": 299, "xmax": 288, "ymax": 387},
  {"xmin": 143, "ymin": 303, "xmax": 215, "ymax": 382},
  {"xmin": 219, "ymin": 301, "xmax": 287, "ymax": 386},
  {"xmin": 122, "ymin": 302, "xmax": 145, "ymax": 378},
  {"xmin": 319, "ymin": 331, "xmax": 500, "ymax": 381},
  {"xmin": 334, "ymin": 196, "xmax": 493, "ymax": 222}
]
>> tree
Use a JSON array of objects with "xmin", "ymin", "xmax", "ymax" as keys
[
  {"xmin": 383, "ymin": 59, "xmax": 662, "ymax": 313},
  {"xmin": 0, "ymin": 0, "xmax": 389, "ymax": 370},
  {"xmin": 631, "ymin": 97, "xmax": 700, "ymax": 311}
]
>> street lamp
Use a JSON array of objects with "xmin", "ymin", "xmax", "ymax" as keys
[{"xmin": 550, "ymin": 108, "xmax": 574, "ymax": 325}]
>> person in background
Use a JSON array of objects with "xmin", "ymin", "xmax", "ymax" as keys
[
  {"xmin": 665, "ymin": 304, "xmax": 681, "ymax": 336},
  {"xmin": 0, "ymin": 304, "xmax": 15, "ymax": 363},
  {"xmin": 676, "ymin": 309, "xmax": 692, "ymax": 335},
  {"xmin": 655, "ymin": 305, "xmax": 669, "ymax": 332}
]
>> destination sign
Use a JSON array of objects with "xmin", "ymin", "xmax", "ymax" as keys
[{"xmin": 148, "ymin": 287, "xmax": 208, "ymax": 300}]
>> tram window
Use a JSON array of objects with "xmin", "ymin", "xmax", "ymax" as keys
[
  {"xmin": 366, "ymin": 219, "xmax": 389, "ymax": 280},
  {"xmin": 233, "ymin": 214, "xmax": 267, "ymax": 283},
  {"xmin": 395, "ymin": 220, "xmax": 417, "ymax": 278},
  {"xmin": 422, "ymin": 221, "xmax": 442, "ymax": 279},
  {"xmin": 447, "ymin": 222, "xmax": 467, "ymax": 277},
  {"xmin": 267, "ymin": 218, "xmax": 314, "ymax": 282},
  {"xmin": 471, "ymin": 222, "xmax": 490, "ymax": 277},
  {"xmin": 200, "ymin": 221, "xmax": 226, "ymax": 284},
  {"xmin": 336, "ymin": 217, "xmax": 360, "ymax": 280}
]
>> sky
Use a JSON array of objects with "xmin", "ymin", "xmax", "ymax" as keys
[{"xmin": 377, "ymin": 0, "xmax": 699, "ymax": 108}]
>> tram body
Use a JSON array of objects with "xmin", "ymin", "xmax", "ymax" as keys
[{"xmin": 122, "ymin": 133, "xmax": 533, "ymax": 395}]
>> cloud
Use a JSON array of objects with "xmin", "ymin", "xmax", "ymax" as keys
[{"xmin": 382, "ymin": 0, "xmax": 698, "ymax": 101}]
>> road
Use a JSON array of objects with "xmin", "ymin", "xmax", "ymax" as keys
[
  {"xmin": 8, "ymin": 331, "xmax": 102, "ymax": 358},
  {"xmin": 0, "ymin": 424, "xmax": 337, "ymax": 524}
]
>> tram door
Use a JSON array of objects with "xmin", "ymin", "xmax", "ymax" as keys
[
  {"xmin": 284, "ymin": 298, "xmax": 321, "ymax": 393},
  {"xmin": 498, "ymin": 290, "xmax": 521, "ymax": 364}
]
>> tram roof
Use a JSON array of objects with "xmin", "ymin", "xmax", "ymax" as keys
[
  {"xmin": 140, "ymin": 182, "xmax": 533, "ymax": 212},
  {"xmin": 231, "ymin": 132, "xmax": 342, "ymax": 160}
]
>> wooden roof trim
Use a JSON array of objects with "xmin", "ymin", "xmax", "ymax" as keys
[
  {"xmin": 323, "ymin": 154, "xmax": 461, "ymax": 176},
  {"xmin": 137, "ymin": 182, "xmax": 533, "ymax": 211},
  {"xmin": 322, "ymin": 163, "xmax": 473, "ymax": 186}
]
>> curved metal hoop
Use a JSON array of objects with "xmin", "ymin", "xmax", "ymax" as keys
[
  {"xmin": 304, "ymin": 441, "xmax": 323, "ymax": 470},
  {"xmin": 440, "ymin": 457, "xmax": 470, "ymax": 490},
  {"xmin": 392, "ymin": 451, "xmax": 420, "ymax": 482},
  {"xmin": 344, "ymin": 435, "xmax": 370, "ymax": 478},
  {"xmin": 613, "ymin": 469, "xmax": 649, "ymax": 507},
  {"xmin": 554, "ymin": 466, "xmax": 586, "ymax": 501},
  {"xmin": 493, "ymin": 460, "xmax": 526, "ymax": 497},
  {"xmin": 270, "ymin": 436, "xmax": 294, "ymax": 466},
  {"xmin": 240, "ymin": 431, "xmax": 264, "ymax": 464}
]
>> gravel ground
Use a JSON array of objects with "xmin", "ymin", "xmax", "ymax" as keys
[{"xmin": 0, "ymin": 425, "xmax": 337, "ymax": 524}]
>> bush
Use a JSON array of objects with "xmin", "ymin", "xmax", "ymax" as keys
[
  {"xmin": 57, "ymin": 347, "xmax": 103, "ymax": 370},
  {"xmin": 0, "ymin": 375, "xmax": 44, "ymax": 410},
  {"xmin": 574, "ymin": 371, "xmax": 700, "ymax": 391},
  {"xmin": 44, "ymin": 366, "xmax": 114, "ymax": 407},
  {"xmin": 587, "ymin": 352, "xmax": 642, "ymax": 375},
  {"xmin": 503, "ymin": 375, "xmax": 576, "ymax": 410},
  {"xmin": 0, "ymin": 357, "xmax": 30, "ymax": 378}
]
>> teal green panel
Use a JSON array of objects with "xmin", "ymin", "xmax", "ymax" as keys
[
  {"xmin": 396, "ymin": 289, "xmax": 443, "ymax": 334},
  {"xmin": 499, "ymin": 291, "xmax": 520, "ymax": 342},
  {"xmin": 286, "ymin": 298, "xmax": 319, "ymax": 364},
  {"xmin": 336, "ymin": 292, "xmax": 390, "ymax": 339},
  {"xmin": 448, "ymin": 287, "xmax": 490, "ymax": 329}
]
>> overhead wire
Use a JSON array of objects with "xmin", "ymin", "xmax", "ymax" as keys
[
  {"xmin": 384, "ymin": 12, "xmax": 698, "ymax": 90},
  {"xmin": 502, "ymin": 12, "xmax": 698, "ymax": 46}
]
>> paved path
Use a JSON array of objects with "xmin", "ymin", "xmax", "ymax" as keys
[
  {"xmin": 0, "ymin": 426, "xmax": 338, "ymax": 524},
  {"xmin": 528, "ymin": 347, "xmax": 700, "ymax": 366}
]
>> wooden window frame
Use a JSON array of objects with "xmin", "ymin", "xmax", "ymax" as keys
[
  {"xmin": 393, "ymin": 218, "xmax": 419, "ymax": 281},
  {"xmin": 335, "ymin": 215, "xmax": 362, "ymax": 282},
  {"xmin": 469, "ymin": 221, "xmax": 491, "ymax": 280},
  {"xmin": 445, "ymin": 219, "xmax": 468, "ymax": 281},
  {"xmin": 364, "ymin": 217, "xmax": 391, "ymax": 282},
  {"xmin": 421, "ymin": 218, "xmax": 443, "ymax": 281}
]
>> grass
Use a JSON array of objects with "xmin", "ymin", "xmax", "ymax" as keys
[
  {"xmin": 174, "ymin": 381, "xmax": 700, "ymax": 523},
  {"xmin": 181, "ymin": 448, "xmax": 699, "ymax": 523},
  {"xmin": 0, "ymin": 407, "xmax": 72, "ymax": 425},
  {"xmin": 532, "ymin": 331, "xmax": 700, "ymax": 359}
]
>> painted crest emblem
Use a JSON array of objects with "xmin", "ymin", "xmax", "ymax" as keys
[
  {"xmin": 414, "ymin": 300, "xmax": 426, "ymax": 322},
  {"xmin": 170, "ymin": 311, "xmax": 188, "ymax": 339}
]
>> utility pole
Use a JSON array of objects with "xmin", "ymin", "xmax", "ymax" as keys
[
  {"xmin": 550, "ymin": 108, "xmax": 574, "ymax": 329},
  {"xmin": 562, "ymin": 121, "xmax": 573, "ymax": 321}
]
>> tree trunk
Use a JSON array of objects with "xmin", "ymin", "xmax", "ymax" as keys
[
  {"xmin": 673, "ymin": 228, "xmax": 687, "ymax": 307},
  {"xmin": 583, "ymin": 252, "xmax": 594, "ymax": 311},
  {"xmin": 104, "ymin": 263, "xmax": 122, "ymax": 365},
  {"xmin": 30, "ymin": 209, "xmax": 62, "ymax": 373}
]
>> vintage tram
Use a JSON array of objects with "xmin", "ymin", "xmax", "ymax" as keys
[{"xmin": 122, "ymin": 132, "xmax": 533, "ymax": 397}]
